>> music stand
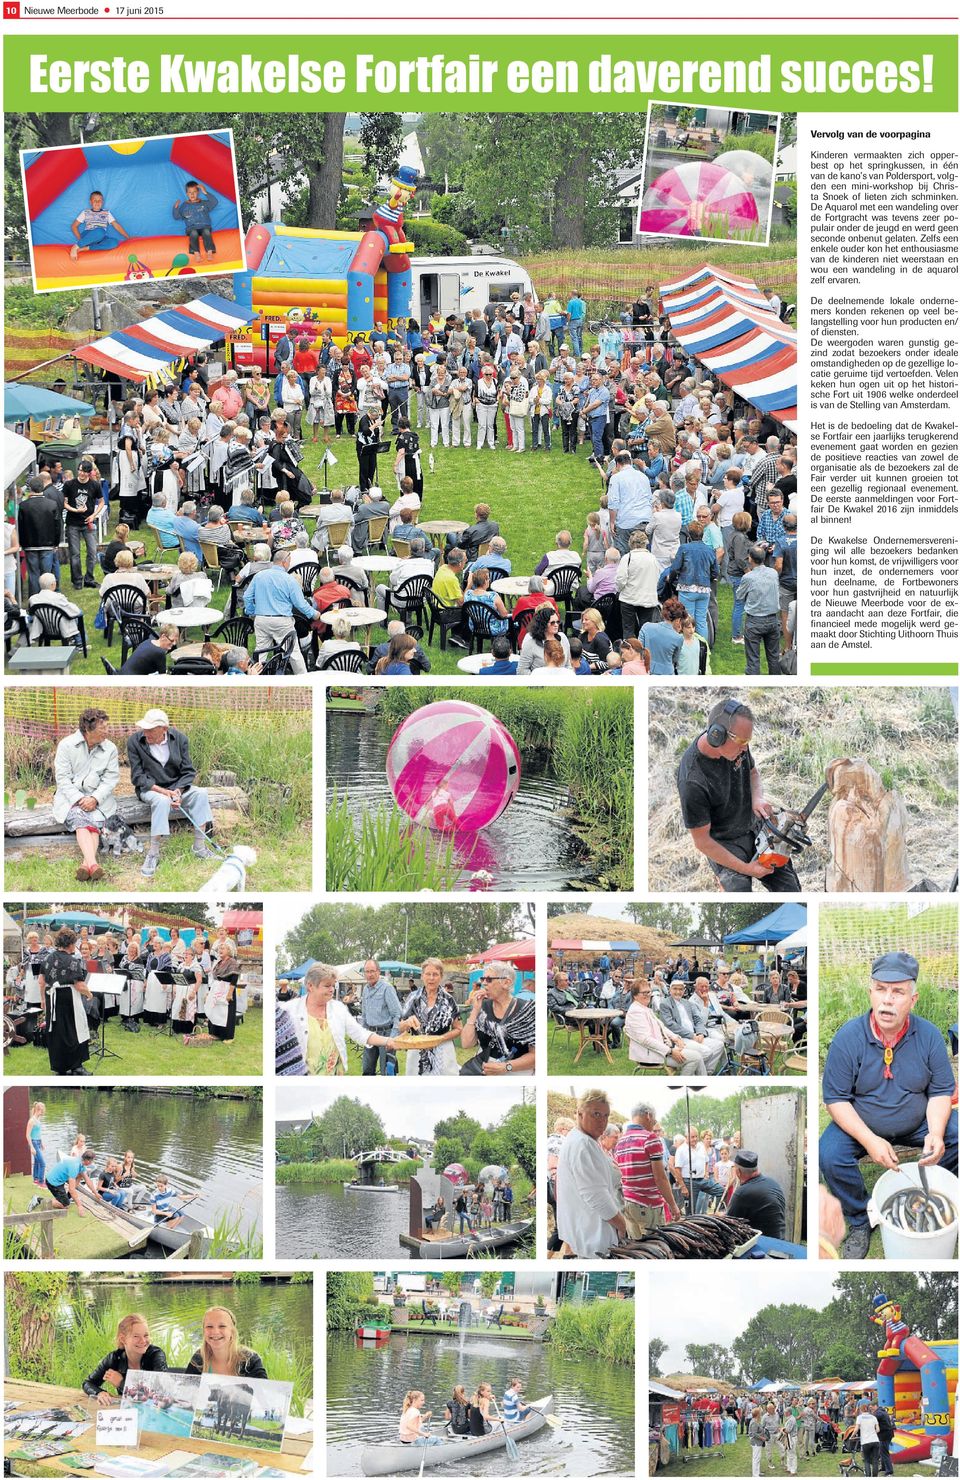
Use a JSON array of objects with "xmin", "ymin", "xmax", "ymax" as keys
[
  {"xmin": 318, "ymin": 446, "xmax": 339, "ymax": 496},
  {"xmin": 88, "ymin": 974, "xmax": 127, "ymax": 1063},
  {"xmin": 149, "ymin": 969, "xmax": 185, "ymax": 1036}
]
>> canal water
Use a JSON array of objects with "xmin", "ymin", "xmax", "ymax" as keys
[
  {"xmin": 326, "ymin": 1330, "xmax": 635, "ymax": 1476},
  {"xmin": 326, "ymin": 712, "xmax": 598, "ymax": 892},
  {"xmin": 277, "ymin": 1181, "xmax": 411, "ymax": 1261},
  {"xmin": 34, "ymin": 1089, "xmax": 263, "ymax": 1245},
  {"xmin": 69, "ymin": 1279, "xmax": 313, "ymax": 1380}
]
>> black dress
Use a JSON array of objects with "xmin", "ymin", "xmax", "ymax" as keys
[
  {"xmin": 208, "ymin": 959, "xmax": 240, "ymax": 1042},
  {"xmin": 43, "ymin": 950, "xmax": 91, "ymax": 1075},
  {"xmin": 395, "ymin": 429, "xmax": 423, "ymax": 498}
]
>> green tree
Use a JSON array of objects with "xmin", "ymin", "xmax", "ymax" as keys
[
  {"xmin": 326, "ymin": 1271, "xmax": 377, "ymax": 1331},
  {"xmin": 287, "ymin": 1096, "xmax": 385, "ymax": 1161},
  {"xmin": 478, "ymin": 1272, "xmax": 500, "ymax": 1299},
  {"xmin": 623, "ymin": 903, "xmax": 696, "ymax": 937},
  {"xmin": 279, "ymin": 902, "xmax": 526, "ymax": 972},
  {"xmin": 498, "ymin": 1102, "xmax": 536, "ymax": 1180},
  {"xmin": 440, "ymin": 1272, "xmax": 463, "ymax": 1297},
  {"xmin": 432, "ymin": 1111, "xmax": 483, "ymax": 1153},
  {"xmin": 649, "ymin": 1337, "xmax": 667, "ymax": 1379},
  {"xmin": 684, "ymin": 1343, "xmax": 729, "ymax": 1377},
  {"xmin": 432, "ymin": 1137, "xmax": 463, "ymax": 1175},
  {"xmin": 470, "ymin": 1130, "xmax": 503, "ymax": 1168}
]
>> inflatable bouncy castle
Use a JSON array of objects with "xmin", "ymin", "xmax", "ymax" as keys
[
  {"xmin": 23, "ymin": 131, "xmax": 245, "ymax": 291},
  {"xmin": 871, "ymin": 1290, "xmax": 956, "ymax": 1463},
  {"xmin": 230, "ymin": 166, "xmax": 418, "ymax": 369}
]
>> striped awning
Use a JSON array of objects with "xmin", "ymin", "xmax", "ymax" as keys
[
  {"xmin": 659, "ymin": 264, "xmax": 797, "ymax": 431},
  {"xmin": 72, "ymin": 294, "xmax": 256, "ymax": 381}
]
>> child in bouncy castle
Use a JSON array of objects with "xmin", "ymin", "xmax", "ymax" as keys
[
  {"xmin": 430, "ymin": 782, "xmax": 458, "ymax": 832},
  {"xmin": 371, "ymin": 164, "xmax": 418, "ymax": 248}
]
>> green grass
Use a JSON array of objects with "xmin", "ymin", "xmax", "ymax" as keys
[
  {"xmin": 4, "ymin": 1007, "xmax": 263, "ymax": 1077},
  {"xmin": 325, "ymin": 790, "xmax": 463, "ymax": 891},
  {"xmin": 548, "ymin": 1298, "xmax": 634, "ymax": 1364},
  {"xmin": 657, "ymin": 1433, "xmax": 848, "ymax": 1476},
  {"xmin": 27, "ymin": 424, "xmax": 751, "ymax": 677}
]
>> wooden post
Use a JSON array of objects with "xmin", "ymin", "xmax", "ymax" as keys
[{"xmin": 825, "ymin": 758, "xmax": 911, "ymax": 892}]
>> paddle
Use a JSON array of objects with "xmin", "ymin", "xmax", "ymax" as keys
[
  {"xmin": 417, "ymin": 1420, "xmax": 431, "ymax": 1479},
  {"xmin": 491, "ymin": 1398, "xmax": 520, "ymax": 1462}
]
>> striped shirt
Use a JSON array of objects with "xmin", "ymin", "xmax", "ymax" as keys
[{"xmin": 613, "ymin": 1124, "xmax": 665, "ymax": 1209}]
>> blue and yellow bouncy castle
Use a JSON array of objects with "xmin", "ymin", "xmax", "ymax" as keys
[
  {"xmin": 871, "ymin": 1291, "xmax": 956, "ymax": 1463},
  {"xmin": 231, "ymin": 166, "xmax": 417, "ymax": 366}
]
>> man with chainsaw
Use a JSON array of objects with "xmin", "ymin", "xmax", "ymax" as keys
[
  {"xmin": 676, "ymin": 699, "xmax": 804, "ymax": 892},
  {"xmin": 820, "ymin": 951, "xmax": 958, "ymax": 1259}
]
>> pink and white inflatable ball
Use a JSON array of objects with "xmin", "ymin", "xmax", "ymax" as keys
[
  {"xmin": 386, "ymin": 700, "xmax": 521, "ymax": 832},
  {"xmin": 639, "ymin": 162, "xmax": 760, "ymax": 238}
]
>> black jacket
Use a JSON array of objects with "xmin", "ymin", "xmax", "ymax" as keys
[
  {"xmin": 83, "ymin": 1344, "xmax": 168, "ymax": 1396},
  {"xmin": 126, "ymin": 727, "xmax": 197, "ymax": 794},
  {"xmin": 184, "ymin": 1348, "xmax": 268, "ymax": 1379},
  {"xmin": 17, "ymin": 494, "xmax": 61, "ymax": 549}
]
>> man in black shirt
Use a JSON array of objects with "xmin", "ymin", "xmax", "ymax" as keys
[
  {"xmin": 17, "ymin": 477, "xmax": 62, "ymax": 596},
  {"xmin": 725, "ymin": 1149, "xmax": 786, "ymax": 1240},
  {"xmin": 120, "ymin": 626, "xmax": 178, "ymax": 675},
  {"xmin": 62, "ymin": 460, "xmax": 105, "ymax": 588},
  {"xmin": 676, "ymin": 698, "xmax": 801, "ymax": 893},
  {"xmin": 871, "ymin": 1402, "xmax": 895, "ymax": 1476}
]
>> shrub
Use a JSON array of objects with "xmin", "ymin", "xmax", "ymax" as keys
[{"xmin": 408, "ymin": 220, "xmax": 469, "ymax": 256}]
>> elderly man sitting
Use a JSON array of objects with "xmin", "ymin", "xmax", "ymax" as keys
[
  {"xmin": 469, "ymin": 536, "xmax": 511, "ymax": 577},
  {"xmin": 375, "ymin": 537, "xmax": 435, "ymax": 613},
  {"xmin": 587, "ymin": 547, "xmax": 621, "ymax": 599},
  {"xmin": 52, "ymin": 706, "xmax": 118, "ymax": 882},
  {"xmin": 334, "ymin": 543, "xmax": 369, "ymax": 597},
  {"xmin": 535, "ymin": 530, "xmax": 582, "ymax": 580},
  {"xmin": 311, "ymin": 490, "xmax": 355, "ymax": 553},
  {"xmin": 28, "ymin": 572, "xmax": 84, "ymax": 645},
  {"xmin": 623, "ymin": 981, "xmax": 711, "ymax": 1074},
  {"xmin": 658, "ymin": 978, "xmax": 727, "ymax": 1073},
  {"xmin": 126, "ymin": 706, "xmax": 218, "ymax": 878},
  {"xmin": 820, "ymin": 950, "xmax": 958, "ymax": 1259}
]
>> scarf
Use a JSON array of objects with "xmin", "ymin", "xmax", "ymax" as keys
[
  {"xmin": 869, "ymin": 1011, "xmax": 910, "ymax": 1078},
  {"xmin": 406, "ymin": 985, "xmax": 458, "ymax": 1075}
]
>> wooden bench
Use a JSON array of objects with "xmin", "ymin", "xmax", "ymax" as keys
[{"xmin": 5, "ymin": 785, "xmax": 249, "ymax": 852}]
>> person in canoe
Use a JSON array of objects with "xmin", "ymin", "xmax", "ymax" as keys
[
  {"xmin": 444, "ymin": 1386, "xmax": 470, "ymax": 1436},
  {"xmin": 502, "ymin": 1379, "xmax": 531, "ymax": 1422},
  {"xmin": 398, "ymin": 1390, "xmax": 443, "ymax": 1449},
  {"xmin": 149, "ymin": 1175, "xmax": 187, "ymax": 1229},
  {"xmin": 82, "ymin": 1313, "xmax": 168, "ymax": 1406},
  {"xmin": 468, "ymin": 1384, "xmax": 494, "ymax": 1436}
]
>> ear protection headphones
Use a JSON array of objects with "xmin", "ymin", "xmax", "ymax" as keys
[{"xmin": 706, "ymin": 700, "xmax": 749, "ymax": 748}]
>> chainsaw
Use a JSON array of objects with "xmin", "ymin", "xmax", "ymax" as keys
[{"xmin": 753, "ymin": 780, "xmax": 829, "ymax": 869}]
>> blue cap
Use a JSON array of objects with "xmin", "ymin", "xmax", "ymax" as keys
[{"xmin": 871, "ymin": 952, "xmax": 919, "ymax": 983}]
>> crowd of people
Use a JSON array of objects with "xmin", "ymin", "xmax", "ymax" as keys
[
  {"xmin": 548, "ymin": 952, "xmax": 806, "ymax": 1075},
  {"xmin": 397, "ymin": 1377, "xmax": 533, "ymax": 1449},
  {"xmin": 274, "ymin": 958, "xmax": 535, "ymax": 1078},
  {"xmin": 548, "ymin": 1090, "xmax": 787, "ymax": 1257},
  {"xmin": 5, "ymin": 917, "xmax": 248, "ymax": 1074},
  {"xmin": 6, "ymin": 283, "xmax": 796, "ymax": 678},
  {"xmin": 423, "ymin": 1171, "xmax": 518, "ymax": 1236}
]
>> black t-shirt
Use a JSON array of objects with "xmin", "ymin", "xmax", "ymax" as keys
[
  {"xmin": 582, "ymin": 631, "xmax": 612, "ymax": 665},
  {"xmin": 727, "ymin": 1173, "xmax": 786, "ymax": 1240},
  {"xmin": 101, "ymin": 539, "xmax": 128, "ymax": 575},
  {"xmin": 677, "ymin": 739, "xmax": 757, "ymax": 843},
  {"xmin": 62, "ymin": 477, "xmax": 102, "ymax": 527},
  {"xmin": 121, "ymin": 639, "xmax": 168, "ymax": 676}
]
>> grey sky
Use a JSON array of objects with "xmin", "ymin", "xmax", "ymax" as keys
[
  {"xmin": 275, "ymin": 1080, "xmax": 533, "ymax": 1137},
  {"xmin": 652, "ymin": 1267, "xmax": 840, "ymax": 1371}
]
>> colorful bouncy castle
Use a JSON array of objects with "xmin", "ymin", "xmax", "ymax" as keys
[
  {"xmin": 230, "ymin": 167, "xmax": 418, "ymax": 368},
  {"xmin": 23, "ymin": 131, "xmax": 245, "ymax": 290},
  {"xmin": 871, "ymin": 1291, "xmax": 956, "ymax": 1463}
]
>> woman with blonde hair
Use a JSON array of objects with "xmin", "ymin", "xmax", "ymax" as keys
[
  {"xmin": 397, "ymin": 1389, "xmax": 443, "ymax": 1449},
  {"xmin": 206, "ymin": 936, "xmax": 241, "ymax": 1043},
  {"xmin": 398, "ymin": 958, "xmax": 462, "ymax": 1076},
  {"xmin": 26, "ymin": 1101, "xmax": 46, "ymax": 1186},
  {"xmin": 555, "ymin": 1087, "xmax": 627, "ymax": 1256},
  {"xmin": 83, "ymin": 1313, "xmax": 168, "ymax": 1406},
  {"xmin": 185, "ymin": 1306, "xmax": 267, "ymax": 1378},
  {"xmin": 468, "ymin": 1383, "xmax": 494, "ymax": 1436},
  {"xmin": 167, "ymin": 550, "xmax": 213, "ymax": 611},
  {"xmin": 578, "ymin": 607, "xmax": 612, "ymax": 670}
]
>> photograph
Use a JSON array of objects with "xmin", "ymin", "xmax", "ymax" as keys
[
  {"xmin": 3, "ymin": 687, "xmax": 312, "ymax": 892},
  {"xmin": 325, "ymin": 687, "xmax": 633, "ymax": 892},
  {"xmin": 547, "ymin": 1082, "xmax": 806, "ymax": 1260},
  {"xmin": 276, "ymin": 1080, "xmax": 535, "ymax": 1261},
  {"xmin": 275, "ymin": 900, "xmax": 535, "ymax": 1078},
  {"xmin": 5, "ymin": 109, "xmax": 797, "ymax": 680},
  {"xmin": 3, "ymin": 901, "xmax": 264, "ymax": 1075},
  {"xmin": 817, "ymin": 899, "xmax": 958, "ymax": 1262},
  {"xmin": 647, "ymin": 685, "xmax": 958, "ymax": 893},
  {"xmin": 648, "ymin": 1272, "xmax": 957, "ymax": 1475},
  {"xmin": 326, "ymin": 1269, "xmax": 634, "ymax": 1476},
  {"xmin": 639, "ymin": 106, "xmax": 780, "ymax": 243},
  {"xmin": 4, "ymin": 1272, "xmax": 313, "ymax": 1474},
  {"xmin": 547, "ymin": 901, "xmax": 807, "ymax": 1077},
  {"xmin": 20, "ymin": 129, "xmax": 245, "ymax": 292},
  {"xmin": 3, "ymin": 1084, "xmax": 263, "ymax": 1260}
]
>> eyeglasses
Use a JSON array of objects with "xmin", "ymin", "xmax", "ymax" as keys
[{"xmin": 727, "ymin": 735, "xmax": 751, "ymax": 749}]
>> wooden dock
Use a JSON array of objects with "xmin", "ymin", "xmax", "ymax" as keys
[
  {"xmin": 3, "ymin": 1380, "xmax": 311, "ymax": 1474},
  {"xmin": 3, "ymin": 1175, "xmax": 148, "ymax": 1259}
]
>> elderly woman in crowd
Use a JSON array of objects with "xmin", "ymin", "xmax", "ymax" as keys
[
  {"xmin": 52, "ymin": 707, "xmax": 119, "ymax": 883},
  {"xmin": 555, "ymin": 1088, "xmax": 627, "ymax": 1256},
  {"xmin": 398, "ymin": 957, "xmax": 463, "ymax": 1076},
  {"xmin": 624, "ymin": 981, "xmax": 712, "ymax": 1074},
  {"xmin": 459, "ymin": 962, "xmax": 535, "ymax": 1076},
  {"xmin": 285, "ymin": 962, "xmax": 397, "ymax": 1075}
]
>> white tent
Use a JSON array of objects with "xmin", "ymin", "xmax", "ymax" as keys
[
  {"xmin": 4, "ymin": 428, "xmax": 36, "ymax": 488},
  {"xmin": 777, "ymin": 926, "xmax": 807, "ymax": 954}
]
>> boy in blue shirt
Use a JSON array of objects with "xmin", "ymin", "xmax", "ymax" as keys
[{"xmin": 172, "ymin": 181, "xmax": 218, "ymax": 258}]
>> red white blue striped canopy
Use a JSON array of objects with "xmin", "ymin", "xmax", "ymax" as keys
[
  {"xmin": 659, "ymin": 265, "xmax": 797, "ymax": 431},
  {"xmin": 72, "ymin": 293, "xmax": 256, "ymax": 381}
]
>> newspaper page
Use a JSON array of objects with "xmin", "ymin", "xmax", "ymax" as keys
[{"xmin": 1, "ymin": 10, "xmax": 959, "ymax": 1480}]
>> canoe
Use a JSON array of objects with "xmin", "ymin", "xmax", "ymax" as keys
[
  {"xmin": 399, "ymin": 1217, "xmax": 533, "ymax": 1260},
  {"xmin": 360, "ymin": 1395, "xmax": 553, "ymax": 1475},
  {"xmin": 344, "ymin": 1182, "xmax": 402, "ymax": 1193},
  {"xmin": 77, "ymin": 1187, "xmax": 210, "ymax": 1253}
]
